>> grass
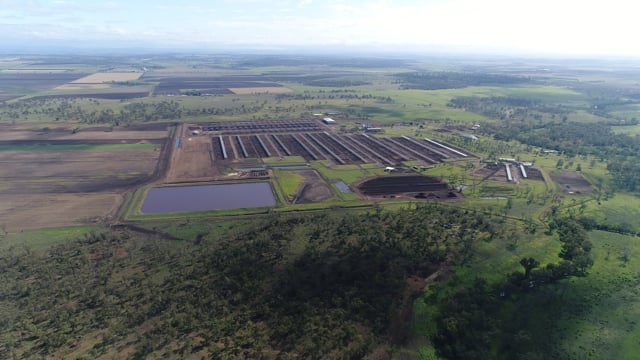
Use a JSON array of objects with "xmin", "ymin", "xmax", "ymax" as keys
[
  {"xmin": 1, "ymin": 225, "xmax": 102, "ymax": 252},
  {"xmin": 549, "ymin": 231, "xmax": 640, "ymax": 359},
  {"xmin": 135, "ymin": 218, "xmax": 249, "ymax": 242},
  {"xmin": 273, "ymin": 170, "xmax": 305, "ymax": 200},
  {"xmin": 612, "ymin": 124, "xmax": 640, "ymax": 136},
  {"xmin": 310, "ymin": 162, "xmax": 371, "ymax": 184},
  {"xmin": 580, "ymin": 192, "xmax": 640, "ymax": 233},
  {"xmin": 262, "ymin": 156, "xmax": 307, "ymax": 165}
]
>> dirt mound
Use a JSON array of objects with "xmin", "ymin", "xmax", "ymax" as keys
[{"xmin": 357, "ymin": 175, "xmax": 448, "ymax": 196}]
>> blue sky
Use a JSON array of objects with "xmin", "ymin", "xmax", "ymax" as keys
[{"xmin": 1, "ymin": 0, "xmax": 639, "ymax": 56}]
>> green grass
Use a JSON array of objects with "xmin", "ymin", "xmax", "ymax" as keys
[
  {"xmin": 550, "ymin": 231, "xmax": 640, "ymax": 359},
  {"xmin": 262, "ymin": 156, "xmax": 307, "ymax": 165},
  {"xmin": 1, "ymin": 225, "xmax": 102, "ymax": 252},
  {"xmin": 310, "ymin": 162, "xmax": 370, "ymax": 184},
  {"xmin": 134, "ymin": 218, "xmax": 248, "ymax": 242},
  {"xmin": 580, "ymin": 192, "xmax": 640, "ymax": 233},
  {"xmin": 0, "ymin": 143, "xmax": 157, "ymax": 151},
  {"xmin": 611, "ymin": 124, "xmax": 640, "ymax": 136},
  {"xmin": 273, "ymin": 170, "xmax": 305, "ymax": 200}
]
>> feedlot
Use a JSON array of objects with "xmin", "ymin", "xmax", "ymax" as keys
[{"xmin": 188, "ymin": 119, "xmax": 469, "ymax": 167}]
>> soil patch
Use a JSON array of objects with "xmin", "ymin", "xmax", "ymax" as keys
[
  {"xmin": 291, "ymin": 170, "xmax": 334, "ymax": 204},
  {"xmin": 550, "ymin": 171, "xmax": 593, "ymax": 194},
  {"xmin": 525, "ymin": 167, "xmax": 544, "ymax": 181},
  {"xmin": 0, "ymin": 193, "xmax": 122, "ymax": 232}
]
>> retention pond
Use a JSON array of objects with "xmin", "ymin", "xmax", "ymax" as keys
[{"xmin": 141, "ymin": 182, "xmax": 276, "ymax": 214}]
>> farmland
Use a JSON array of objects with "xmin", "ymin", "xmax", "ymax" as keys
[
  {"xmin": 0, "ymin": 123, "xmax": 169, "ymax": 231},
  {"xmin": 70, "ymin": 72, "xmax": 143, "ymax": 84},
  {"xmin": 1, "ymin": 53, "xmax": 640, "ymax": 359}
]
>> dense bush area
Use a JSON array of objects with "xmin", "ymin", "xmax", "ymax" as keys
[
  {"xmin": 0, "ymin": 204, "xmax": 496, "ymax": 359},
  {"xmin": 396, "ymin": 72, "xmax": 529, "ymax": 90},
  {"xmin": 429, "ymin": 217, "xmax": 593, "ymax": 359}
]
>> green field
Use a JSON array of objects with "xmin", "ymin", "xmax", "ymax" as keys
[{"xmin": 273, "ymin": 170, "xmax": 305, "ymax": 200}]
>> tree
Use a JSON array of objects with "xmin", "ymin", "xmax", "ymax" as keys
[{"xmin": 519, "ymin": 257, "xmax": 540, "ymax": 278}]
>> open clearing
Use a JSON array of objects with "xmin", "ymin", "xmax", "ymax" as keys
[
  {"xmin": 290, "ymin": 169, "xmax": 334, "ymax": 204},
  {"xmin": 0, "ymin": 193, "xmax": 122, "ymax": 231},
  {"xmin": 0, "ymin": 125, "xmax": 168, "ymax": 231},
  {"xmin": 70, "ymin": 72, "xmax": 143, "ymax": 83},
  {"xmin": 551, "ymin": 170, "xmax": 593, "ymax": 194}
]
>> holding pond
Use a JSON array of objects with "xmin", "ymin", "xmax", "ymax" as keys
[{"xmin": 141, "ymin": 182, "xmax": 276, "ymax": 214}]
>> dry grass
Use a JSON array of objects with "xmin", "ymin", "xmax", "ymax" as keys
[
  {"xmin": 0, "ymin": 193, "xmax": 122, "ymax": 232},
  {"xmin": 228, "ymin": 86, "xmax": 293, "ymax": 94},
  {"xmin": 55, "ymin": 83, "xmax": 111, "ymax": 90},
  {"xmin": 71, "ymin": 72, "xmax": 143, "ymax": 84}
]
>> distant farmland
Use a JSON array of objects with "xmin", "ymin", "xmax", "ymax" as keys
[
  {"xmin": 70, "ymin": 72, "xmax": 143, "ymax": 83},
  {"xmin": 229, "ymin": 86, "xmax": 293, "ymax": 94}
]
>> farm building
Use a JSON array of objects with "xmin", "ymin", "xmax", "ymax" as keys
[
  {"xmin": 505, "ymin": 163, "xmax": 513, "ymax": 182},
  {"xmin": 323, "ymin": 117, "xmax": 336, "ymax": 125},
  {"xmin": 520, "ymin": 164, "xmax": 528, "ymax": 178},
  {"xmin": 499, "ymin": 158, "xmax": 518, "ymax": 164}
]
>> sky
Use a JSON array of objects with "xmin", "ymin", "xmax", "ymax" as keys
[{"xmin": 1, "ymin": 0, "xmax": 639, "ymax": 56}]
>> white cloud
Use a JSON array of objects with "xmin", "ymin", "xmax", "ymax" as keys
[{"xmin": 1, "ymin": 0, "xmax": 640, "ymax": 56}]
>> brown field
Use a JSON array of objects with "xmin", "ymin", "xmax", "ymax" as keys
[
  {"xmin": 0, "ymin": 193, "xmax": 122, "ymax": 231},
  {"xmin": 0, "ymin": 129, "xmax": 167, "ymax": 141},
  {"xmin": 71, "ymin": 72, "xmax": 143, "ymax": 84},
  {"xmin": 0, "ymin": 127, "xmax": 169, "ymax": 232},
  {"xmin": 291, "ymin": 170, "xmax": 334, "ymax": 204},
  {"xmin": 228, "ymin": 87, "xmax": 293, "ymax": 94},
  {"xmin": 165, "ymin": 126, "xmax": 219, "ymax": 183},
  {"xmin": 550, "ymin": 171, "xmax": 593, "ymax": 194}
]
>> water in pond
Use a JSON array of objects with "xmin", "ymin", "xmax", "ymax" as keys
[{"xmin": 141, "ymin": 182, "xmax": 276, "ymax": 214}]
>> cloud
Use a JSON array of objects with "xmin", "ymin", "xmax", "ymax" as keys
[{"xmin": 1, "ymin": 0, "xmax": 639, "ymax": 56}]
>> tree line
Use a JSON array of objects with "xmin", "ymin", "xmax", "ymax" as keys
[{"xmin": 395, "ymin": 72, "xmax": 530, "ymax": 90}]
